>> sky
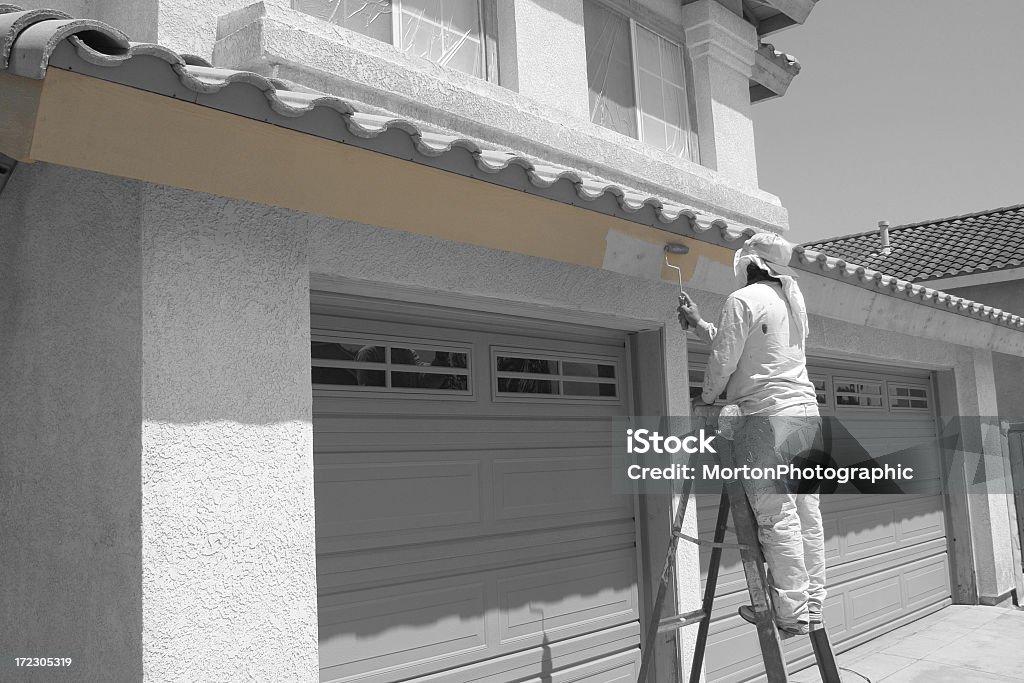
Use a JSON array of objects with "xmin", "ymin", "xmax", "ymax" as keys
[{"xmin": 752, "ymin": 0, "xmax": 1024, "ymax": 244}]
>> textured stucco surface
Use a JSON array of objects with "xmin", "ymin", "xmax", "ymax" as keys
[
  {"xmin": 11, "ymin": 0, "xmax": 159, "ymax": 42},
  {"xmin": 141, "ymin": 186, "xmax": 317, "ymax": 681},
  {"xmin": 0, "ymin": 162, "xmax": 143, "ymax": 681},
  {"xmin": 211, "ymin": 2, "xmax": 789, "ymax": 233},
  {"xmin": 682, "ymin": 0, "xmax": 759, "ymax": 188},
  {"xmin": 159, "ymin": 0, "xmax": 288, "ymax": 57},
  {"xmin": 496, "ymin": 0, "xmax": 591, "ymax": 120}
]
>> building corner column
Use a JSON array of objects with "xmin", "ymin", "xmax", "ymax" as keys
[
  {"xmin": 140, "ymin": 186, "xmax": 318, "ymax": 680},
  {"xmin": 942, "ymin": 348, "xmax": 1021, "ymax": 606},
  {"xmin": 681, "ymin": 0, "xmax": 760, "ymax": 189}
]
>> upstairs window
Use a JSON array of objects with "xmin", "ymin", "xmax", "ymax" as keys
[
  {"xmin": 296, "ymin": 0, "xmax": 491, "ymax": 79},
  {"xmin": 583, "ymin": 0, "xmax": 695, "ymax": 159}
]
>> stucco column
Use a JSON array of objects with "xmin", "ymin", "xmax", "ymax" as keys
[
  {"xmin": 496, "ymin": 0, "xmax": 591, "ymax": 120},
  {"xmin": 681, "ymin": 0, "xmax": 759, "ymax": 189},
  {"xmin": 943, "ymin": 348, "xmax": 1021, "ymax": 605},
  {"xmin": 140, "ymin": 187, "xmax": 318, "ymax": 680}
]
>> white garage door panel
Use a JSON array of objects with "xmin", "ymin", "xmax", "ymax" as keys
[
  {"xmin": 313, "ymin": 301, "xmax": 640, "ymax": 683},
  {"xmin": 318, "ymin": 521, "xmax": 637, "ymax": 595},
  {"xmin": 408, "ymin": 628, "xmax": 640, "ymax": 683},
  {"xmin": 315, "ymin": 447, "xmax": 630, "ymax": 556},
  {"xmin": 319, "ymin": 549, "xmax": 638, "ymax": 683},
  {"xmin": 316, "ymin": 460, "xmax": 482, "ymax": 536}
]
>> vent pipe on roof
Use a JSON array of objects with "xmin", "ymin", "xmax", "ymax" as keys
[{"xmin": 878, "ymin": 220, "xmax": 892, "ymax": 255}]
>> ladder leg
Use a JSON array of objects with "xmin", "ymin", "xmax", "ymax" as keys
[
  {"xmin": 637, "ymin": 476, "xmax": 694, "ymax": 683},
  {"xmin": 688, "ymin": 486, "xmax": 730, "ymax": 683},
  {"xmin": 719, "ymin": 444, "xmax": 790, "ymax": 683},
  {"xmin": 810, "ymin": 625, "xmax": 842, "ymax": 683}
]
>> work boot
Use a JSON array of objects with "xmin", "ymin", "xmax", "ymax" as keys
[{"xmin": 738, "ymin": 605, "xmax": 810, "ymax": 638}]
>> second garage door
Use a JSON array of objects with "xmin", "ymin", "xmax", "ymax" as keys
[
  {"xmin": 312, "ymin": 295, "xmax": 642, "ymax": 683},
  {"xmin": 690, "ymin": 355, "xmax": 952, "ymax": 682}
]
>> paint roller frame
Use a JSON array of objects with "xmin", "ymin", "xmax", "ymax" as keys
[{"xmin": 664, "ymin": 243, "xmax": 692, "ymax": 330}]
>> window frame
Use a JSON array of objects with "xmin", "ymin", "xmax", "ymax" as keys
[
  {"xmin": 628, "ymin": 19, "xmax": 696, "ymax": 161},
  {"xmin": 490, "ymin": 346, "xmax": 622, "ymax": 404},
  {"xmin": 585, "ymin": 0, "xmax": 700, "ymax": 163},
  {"xmin": 390, "ymin": 0, "xmax": 497, "ymax": 82},
  {"xmin": 887, "ymin": 382, "xmax": 932, "ymax": 413},
  {"xmin": 832, "ymin": 376, "xmax": 886, "ymax": 412},
  {"xmin": 808, "ymin": 372, "xmax": 833, "ymax": 415},
  {"xmin": 311, "ymin": 332, "xmax": 475, "ymax": 399}
]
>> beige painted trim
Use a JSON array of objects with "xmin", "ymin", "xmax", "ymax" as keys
[
  {"xmin": 4, "ymin": 67, "xmax": 1024, "ymax": 353},
  {"xmin": 21, "ymin": 67, "xmax": 725, "ymax": 284},
  {"xmin": 0, "ymin": 73, "xmax": 42, "ymax": 161}
]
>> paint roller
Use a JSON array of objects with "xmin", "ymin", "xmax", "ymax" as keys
[{"xmin": 664, "ymin": 243, "xmax": 693, "ymax": 330}]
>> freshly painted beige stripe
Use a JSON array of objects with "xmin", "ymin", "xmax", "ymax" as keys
[
  {"xmin": 20, "ymin": 67, "xmax": 732, "ymax": 281},
  {"xmin": 0, "ymin": 72, "xmax": 42, "ymax": 161}
]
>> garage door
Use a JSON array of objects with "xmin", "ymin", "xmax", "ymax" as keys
[
  {"xmin": 690, "ymin": 354, "xmax": 952, "ymax": 682},
  {"xmin": 312, "ymin": 295, "xmax": 642, "ymax": 683}
]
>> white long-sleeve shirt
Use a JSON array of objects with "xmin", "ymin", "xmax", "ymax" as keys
[{"xmin": 695, "ymin": 281, "xmax": 817, "ymax": 415}]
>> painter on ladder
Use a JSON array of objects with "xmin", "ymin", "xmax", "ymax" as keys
[{"xmin": 677, "ymin": 232, "xmax": 826, "ymax": 637}]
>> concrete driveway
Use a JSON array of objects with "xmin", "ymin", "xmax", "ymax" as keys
[{"xmin": 790, "ymin": 605, "xmax": 1024, "ymax": 682}]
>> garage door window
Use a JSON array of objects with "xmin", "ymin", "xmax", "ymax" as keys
[
  {"xmin": 834, "ymin": 377, "xmax": 884, "ymax": 408},
  {"xmin": 889, "ymin": 383, "xmax": 930, "ymax": 411},
  {"xmin": 311, "ymin": 337, "xmax": 470, "ymax": 393},
  {"xmin": 809, "ymin": 374, "xmax": 830, "ymax": 411},
  {"xmin": 493, "ymin": 349, "xmax": 618, "ymax": 400}
]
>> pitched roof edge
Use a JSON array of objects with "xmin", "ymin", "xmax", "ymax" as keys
[{"xmin": 804, "ymin": 202, "xmax": 1024, "ymax": 248}]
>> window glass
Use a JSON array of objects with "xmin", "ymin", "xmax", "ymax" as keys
[
  {"xmin": 889, "ymin": 384, "xmax": 929, "ymax": 410},
  {"xmin": 397, "ymin": 0, "xmax": 484, "ymax": 76},
  {"xmin": 635, "ymin": 25, "xmax": 690, "ymax": 158},
  {"xmin": 295, "ymin": 0, "xmax": 394, "ymax": 42},
  {"xmin": 311, "ymin": 366, "xmax": 362, "ymax": 386},
  {"xmin": 391, "ymin": 347, "xmax": 468, "ymax": 368},
  {"xmin": 496, "ymin": 356, "xmax": 558, "ymax": 375},
  {"xmin": 563, "ymin": 380, "xmax": 617, "ymax": 398},
  {"xmin": 584, "ymin": 1, "xmax": 638, "ymax": 138},
  {"xmin": 495, "ymin": 352, "xmax": 620, "ymax": 400},
  {"xmin": 311, "ymin": 339, "xmax": 470, "ymax": 393},
  {"xmin": 809, "ymin": 375, "xmax": 828, "ymax": 406},
  {"xmin": 497, "ymin": 377, "xmax": 558, "ymax": 394},
  {"xmin": 311, "ymin": 341, "xmax": 378, "ymax": 361},
  {"xmin": 835, "ymin": 379, "xmax": 884, "ymax": 408},
  {"xmin": 562, "ymin": 361, "xmax": 616, "ymax": 378}
]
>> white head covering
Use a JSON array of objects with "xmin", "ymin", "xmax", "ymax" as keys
[{"xmin": 733, "ymin": 233, "xmax": 809, "ymax": 345}]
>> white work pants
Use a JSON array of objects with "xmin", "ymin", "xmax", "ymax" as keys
[{"xmin": 733, "ymin": 404, "xmax": 826, "ymax": 626}]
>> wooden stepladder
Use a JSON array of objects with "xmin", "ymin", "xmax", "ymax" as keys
[{"xmin": 636, "ymin": 428, "xmax": 842, "ymax": 683}]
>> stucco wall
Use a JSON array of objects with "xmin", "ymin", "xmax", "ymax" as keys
[
  {"xmin": 11, "ymin": 0, "xmax": 159, "ymax": 42},
  {"xmin": 140, "ymin": 186, "xmax": 317, "ymax": 681},
  {"xmin": 944, "ymin": 281, "xmax": 1024, "ymax": 419},
  {"xmin": 0, "ymin": 162, "xmax": 143, "ymax": 681}
]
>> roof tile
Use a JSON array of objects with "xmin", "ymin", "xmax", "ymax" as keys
[{"xmin": 804, "ymin": 204, "xmax": 1024, "ymax": 282}]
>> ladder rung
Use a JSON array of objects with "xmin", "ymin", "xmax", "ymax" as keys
[
  {"xmin": 673, "ymin": 531, "xmax": 749, "ymax": 550},
  {"xmin": 657, "ymin": 609, "xmax": 706, "ymax": 633}
]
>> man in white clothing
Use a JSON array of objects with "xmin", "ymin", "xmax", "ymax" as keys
[{"xmin": 677, "ymin": 232, "xmax": 826, "ymax": 636}]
